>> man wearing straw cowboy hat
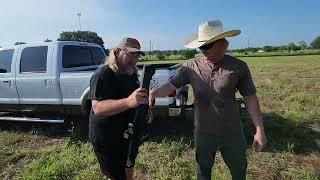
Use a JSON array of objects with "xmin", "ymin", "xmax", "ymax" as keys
[{"xmin": 149, "ymin": 19, "xmax": 267, "ymax": 180}]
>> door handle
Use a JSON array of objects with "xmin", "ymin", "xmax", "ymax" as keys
[
  {"xmin": 2, "ymin": 80, "xmax": 14, "ymax": 87},
  {"xmin": 44, "ymin": 79, "xmax": 50, "ymax": 88}
]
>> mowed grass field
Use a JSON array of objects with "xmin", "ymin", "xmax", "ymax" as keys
[{"xmin": 1, "ymin": 55, "xmax": 319, "ymax": 179}]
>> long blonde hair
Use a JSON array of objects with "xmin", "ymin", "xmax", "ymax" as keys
[
  {"xmin": 104, "ymin": 48, "xmax": 118, "ymax": 72},
  {"xmin": 104, "ymin": 48, "xmax": 139, "ymax": 74}
]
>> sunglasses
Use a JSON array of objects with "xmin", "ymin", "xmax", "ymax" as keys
[{"xmin": 199, "ymin": 41, "xmax": 218, "ymax": 51}]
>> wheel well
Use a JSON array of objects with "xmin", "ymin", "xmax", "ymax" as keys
[{"xmin": 81, "ymin": 94, "xmax": 92, "ymax": 115}]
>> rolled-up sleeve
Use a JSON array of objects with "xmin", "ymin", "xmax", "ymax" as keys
[
  {"xmin": 169, "ymin": 61, "xmax": 191, "ymax": 88},
  {"xmin": 237, "ymin": 62, "xmax": 256, "ymax": 96},
  {"xmin": 89, "ymin": 67, "xmax": 114, "ymax": 100}
]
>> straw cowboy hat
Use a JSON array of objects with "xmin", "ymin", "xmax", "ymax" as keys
[{"xmin": 185, "ymin": 19, "xmax": 241, "ymax": 49}]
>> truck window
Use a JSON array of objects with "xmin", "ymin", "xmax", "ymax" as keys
[
  {"xmin": 20, "ymin": 46, "xmax": 48, "ymax": 73},
  {"xmin": 90, "ymin": 47, "xmax": 106, "ymax": 65},
  {"xmin": 62, "ymin": 46, "xmax": 93, "ymax": 68},
  {"xmin": 0, "ymin": 49, "xmax": 14, "ymax": 73}
]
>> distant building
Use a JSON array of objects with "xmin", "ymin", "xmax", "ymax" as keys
[{"xmin": 257, "ymin": 49, "xmax": 265, "ymax": 53}]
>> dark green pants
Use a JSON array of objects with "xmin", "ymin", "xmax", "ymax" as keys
[{"xmin": 194, "ymin": 130, "xmax": 248, "ymax": 180}]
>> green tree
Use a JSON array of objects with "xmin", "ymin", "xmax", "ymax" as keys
[
  {"xmin": 297, "ymin": 41, "xmax": 308, "ymax": 50},
  {"xmin": 279, "ymin": 45, "xmax": 288, "ymax": 51},
  {"xmin": 262, "ymin": 46, "xmax": 273, "ymax": 52},
  {"xmin": 310, "ymin": 36, "xmax": 320, "ymax": 49},
  {"xmin": 156, "ymin": 51, "xmax": 165, "ymax": 60},
  {"xmin": 292, "ymin": 45, "xmax": 301, "ymax": 51},
  {"xmin": 183, "ymin": 49, "xmax": 197, "ymax": 59},
  {"xmin": 287, "ymin": 42, "xmax": 296, "ymax": 53},
  {"xmin": 57, "ymin": 31, "xmax": 105, "ymax": 49}
]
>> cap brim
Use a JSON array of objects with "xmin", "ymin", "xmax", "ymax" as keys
[
  {"xmin": 184, "ymin": 30, "xmax": 241, "ymax": 49},
  {"xmin": 127, "ymin": 47, "xmax": 145, "ymax": 56}
]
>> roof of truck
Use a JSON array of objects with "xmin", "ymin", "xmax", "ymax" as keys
[{"xmin": 0, "ymin": 41, "xmax": 102, "ymax": 50}]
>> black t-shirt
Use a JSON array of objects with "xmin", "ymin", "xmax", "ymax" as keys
[{"xmin": 88, "ymin": 65, "xmax": 140, "ymax": 144}]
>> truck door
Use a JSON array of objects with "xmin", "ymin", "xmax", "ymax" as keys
[
  {"xmin": 0, "ymin": 49, "xmax": 19, "ymax": 105},
  {"xmin": 15, "ymin": 45, "xmax": 58, "ymax": 105}
]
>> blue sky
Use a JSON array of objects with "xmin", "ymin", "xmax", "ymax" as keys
[{"xmin": 1, "ymin": 0, "xmax": 319, "ymax": 50}]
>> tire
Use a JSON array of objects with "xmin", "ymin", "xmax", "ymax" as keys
[
  {"xmin": 65, "ymin": 115, "xmax": 89, "ymax": 141},
  {"xmin": 81, "ymin": 99, "xmax": 92, "ymax": 116},
  {"xmin": 79, "ymin": 115, "xmax": 89, "ymax": 140}
]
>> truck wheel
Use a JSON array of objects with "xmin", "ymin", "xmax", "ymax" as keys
[
  {"xmin": 65, "ymin": 115, "xmax": 89, "ymax": 140},
  {"xmin": 81, "ymin": 100, "xmax": 92, "ymax": 116},
  {"xmin": 79, "ymin": 115, "xmax": 89, "ymax": 140}
]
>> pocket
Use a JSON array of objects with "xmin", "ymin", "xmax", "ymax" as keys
[{"xmin": 214, "ymin": 72, "xmax": 239, "ymax": 95}]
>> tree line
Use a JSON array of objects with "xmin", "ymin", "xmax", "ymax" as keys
[
  {"xmin": 231, "ymin": 37, "xmax": 320, "ymax": 54},
  {"xmin": 5, "ymin": 31, "xmax": 320, "ymax": 59}
]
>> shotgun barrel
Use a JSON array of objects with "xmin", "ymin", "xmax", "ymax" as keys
[{"xmin": 124, "ymin": 64, "xmax": 156, "ymax": 167}]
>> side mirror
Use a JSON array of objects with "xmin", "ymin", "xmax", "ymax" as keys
[{"xmin": 0, "ymin": 69, "xmax": 7, "ymax": 73}]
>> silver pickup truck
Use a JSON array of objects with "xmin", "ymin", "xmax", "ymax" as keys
[{"xmin": 0, "ymin": 41, "xmax": 188, "ymax": 125}]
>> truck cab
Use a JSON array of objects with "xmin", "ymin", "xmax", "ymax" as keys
[{"xmin": 0, "ymin": 41, "xmax": 188, "ymax": 124}]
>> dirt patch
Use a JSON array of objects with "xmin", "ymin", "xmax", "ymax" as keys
[
  {"xmin": 0, "ymin": 158, "xmax": 28, "ymax": 180},
  {"xmin": 296, "ymin": 154, "xmax": 320, "ymax": 177},
  {"xmin": 299, "ymin": 123, "xmax": 320, "ymax": 133},
  {"xmin": 305, "ymin": 124, "xmax": 320, "ymax": 133},
  {"xmin": 134, "ymin": 170, "xmax": 150, "ymax": 180},
  {"xmin": 0, "ymin": 132, "xmax": 63, "ymax": 150}
]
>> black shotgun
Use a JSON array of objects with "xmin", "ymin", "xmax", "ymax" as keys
[{"xmin": 124, "ymin": 64, "xmax": 156, "ymax": 167}]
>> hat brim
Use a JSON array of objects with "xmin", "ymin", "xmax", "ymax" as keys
[
  {"xmin": 184, "ymin": 30, "xmax": 241, "ymax": 49},
  {"xmin": 126, "ymin": 47, "xmax": 145, "ymax": 56}
]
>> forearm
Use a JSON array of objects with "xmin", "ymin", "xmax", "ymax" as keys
[
  {"xmin": 151, "ymin": 82, "xmax": 177, "ymax": 98},
  {"xmin": 92, "ymin": 98, "xmax": 130, "ymax": 116},
  {"xmin": 244, "ymin": 94, "xmax": 264, "ymax": 132}
]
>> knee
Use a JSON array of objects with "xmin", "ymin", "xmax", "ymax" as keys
[{"xmin": 196, "ymin": 156, "xmax": 213, "ymax": 172}]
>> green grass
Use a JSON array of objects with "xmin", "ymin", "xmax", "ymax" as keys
[
  {"xmin": 1, "ymin": 55, "xmax": 320, "ymax": 179},
  {"xmin": 232, "ymin": 49, "xmax": 320, "ymax": 57},
  {"xmin": 22, "ymin": 141, "xmax": 102, "ymax": 180},
  {"xmin": 244, "ymin": 55, "xmax": 320, "ymax": 123}
]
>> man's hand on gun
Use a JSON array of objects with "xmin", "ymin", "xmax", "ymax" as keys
[{"xmin": 126, "ymin": 87, "xmax": 149, "ymax": 108}]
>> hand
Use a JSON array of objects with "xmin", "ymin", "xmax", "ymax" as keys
[
  {"xmin": 146, "ymin": 108, "xmax": 153, "ymax": 124},
  {"xmin": 252, "ymin": 129, "xmax": 267, "ymax": 151},
  {"xmin": 149, "ymin": 90, "xmax": 156, "ymax": 108},
  {"xmin": 126, "ymin": 88, "xmax": 148, "ymax": 108}
]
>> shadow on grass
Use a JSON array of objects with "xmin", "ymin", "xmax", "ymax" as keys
[
  {"xmin": 147, "ymin": 110, "xmax": 320, "ymax": 154},
  {"xmin": 242, "ymin": 112, "xmax": 320, "ymax": 154},
  {"xmin": 146, "ymin": 110, "xmax": 195, "ymax": 144},
  {"xmin": 0, "ymin": 115, "xmax": 89, "ymax": 142},
  {"xmin": 1, "ymin": 111, "xmax": 319, "ymax": 154}
]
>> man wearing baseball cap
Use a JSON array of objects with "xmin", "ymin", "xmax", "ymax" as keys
[{"xmin": 89, "ymin": 37, "xmax": 151, "ymax": 180}]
